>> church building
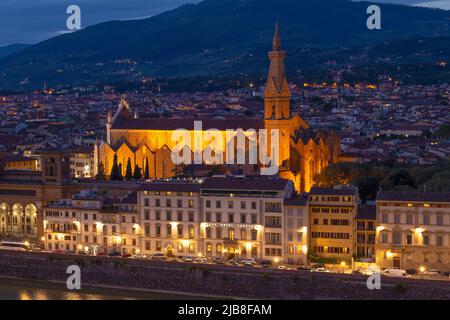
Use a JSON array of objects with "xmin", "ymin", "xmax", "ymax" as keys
[{"xmin": 97, "ymin": 24, "xmax": 340, "ymax": 192}]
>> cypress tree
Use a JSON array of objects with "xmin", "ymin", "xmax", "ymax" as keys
[
  {"xmin": 118, "ymin": 163, "xmax": 123, "ymax": 180},
  {"xmin": 125, "ymin": 158, "xmax": 133, "ymax": 180},
  {"xmin": 133, "ymin": 164, "xmax": 142, "ymax": 180},
  {"xmin": 144, "ymin": 156, "xmax": 150, "ymax": 179},
  {"xmin": 96, "ymin": 162, "xmax": 105, "ymax": 180},
  {"xmin": 110, "ymin": 154, "xmax": 121, "ymax": 181}
]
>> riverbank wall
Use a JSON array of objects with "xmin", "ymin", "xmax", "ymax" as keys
[{"xmin": 0, "ymin": 251, "xmax": 449, "ymax": 299}]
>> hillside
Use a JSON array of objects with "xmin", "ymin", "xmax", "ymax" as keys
[
  {"xmin": 0, "ymin": 44, "xmax": 30, "ymax": 59},
  {"xmin": 0, "ymin": 0, "xmax": 449, "ymax": 89}
]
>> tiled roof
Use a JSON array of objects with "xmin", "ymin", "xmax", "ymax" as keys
[
  {"xmin": 309, "ymin": 187, "xmax": 357, "ymax": 196},
  {"xmin": 377, "ymin": 191, "xmax": 450, "ymax": 203},
  {"xmin": 103, "ymin": 192, "xmax": 137, "ymax": 205},
  {"xmin": 138, "ymin": 182, "xmax": 202, "ymax": 193},
  {"xmin": 356, "ymin": 204, "xmax": 376, "ymax": 220},
  {"xmin": 137, "ymin": 176, "xmax": 290, "ymax": 193},
  {"xmin": 112, "ymin": 117, "xmax": 264, "ymax": 131},
  {"xmin": 4, "ymin": 154, "xmax": 36, "ymax": 163},
  {"xmin": 203, "ymin": 176, "xmax": 289, "ymax": 191},
  {"xmin": 284, "ymin": 197, "xmax": 308, "ymax": 206}
]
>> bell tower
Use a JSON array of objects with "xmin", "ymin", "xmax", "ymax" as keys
[
  {"xmin": 264, "ymin": 22, "xmax": 291, "ymax": 120},
  {"xmin": 264, "ymin": 23, "xmax": 292, "ymax": 175},
  {"xmin": 40, "ymin": 149, "xmax": 71, "ymax": 185}
]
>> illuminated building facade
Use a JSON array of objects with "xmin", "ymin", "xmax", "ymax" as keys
[
  {"xmin": 309, "ymin": 187, "xmax": 359, "ymax": 263},
  {"xmin": 97, "ymin": 25, "xmax": 340, "ymax": 193},
  {"xmin": 283, "ymin": 197, "xmax": 309, "ymax": 265},
  {"xmin": 43, "ymin": 190, "xmax": 140, "ymax": 255},
  {"xmin": 354, "ymin": 204, "xmax": 376, "ymax": 261},
  {"xmin": 138, "ymin": 176, "xmax": 294, "ymax": 262}
]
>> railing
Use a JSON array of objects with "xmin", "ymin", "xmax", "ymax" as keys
[
  {"xmin": 265, "ymin": 224, "xmax": 282, "ymax": 228},
  {"xmin": 265, "ymin": 241, "xmax": 282, "ymax": 245}
]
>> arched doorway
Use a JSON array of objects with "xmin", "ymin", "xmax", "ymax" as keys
[
  {"xmin": 166, "ymin": 244, "xmax": 174, "ymax": 257},
  {"xmin": 0, "ymin": 203, "xmax": 9, "ymax": 236},
  {"xmin": 227, "ymin": 247, "xmax": 235, "ymax": 259},
  {"xmin": 25, "ymin": 204, "xmax": 37, "ymax": 237},
  {"xmin": 12, "ymin": 203, "xmax": 24, "ymax": 236}
]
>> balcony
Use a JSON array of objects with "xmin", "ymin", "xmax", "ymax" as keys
[
  {"xmin": 223, "ymin": 238, "xmax": 238, "ymax": 245},
  {"xmin": 265, "ymin": 224, "xmax": 282, "ymax": 228},
  {"xmin": 265, "ymin": 241, "xmax": 282, "ymax": 245}
]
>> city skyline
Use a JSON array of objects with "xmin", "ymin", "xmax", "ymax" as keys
[{"xmin": 0, "ymin": 0, "xmax": 449, "ymax": 303}]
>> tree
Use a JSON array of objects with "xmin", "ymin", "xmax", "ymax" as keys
[
  {"xmin": 110, "ymin": 154, "xmax": 122, "ymax": 181},
  {"xmin": 381, "ymin": 168, "xmax": 416, "ymax": 191},
  {"xmin": 96, "ymin": 162, "xmax": 105, "ymax": 180},
  {"xmin": 356, "ymin": 176, "xmax": 380, "ymax": 203},
  {"xmin": 314, "ymin": 163, "xmax": 349, "ymax": 187},
  {"xmin": 133, "ymin": 164, "xmax": 142, "ymax": 180},
  {"xmin": 125, "ymin": 158, "xmax": 133, "ymax": 180},
  {"xmin": 349, "ymin": 167, "xmax": 368, "ymax": 184},
  {"xmin": 207, "ymin": 165, "xmax": 225, "ymax": 177},
  {"xmin": 426, "ymin": 171, "xmax": 450, "ymax": 192},
  {"xmin": 118, "ymin": 163, "xmax": 123, "ymax": 180},
  {"xmin": 434, "ymin": 124, "xmax": 450, "ymax": 139},
  {"xmin": 144, "ymin": 156, "xmax": 150, "ymax": 179}
]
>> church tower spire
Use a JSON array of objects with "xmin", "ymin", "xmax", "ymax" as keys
[
  {"xmin": 264, "ymin": 23, "xmax": 291, "ymax": 120},
  {"xmin": 263, "ymin": 23, "xmax": 293, "ymax": 180},
  {"xmin": 273, "ymin": 21, "xmax": 282, "ymax": 51}
]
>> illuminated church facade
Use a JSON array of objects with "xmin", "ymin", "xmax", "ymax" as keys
[{"xmin": 97, "ymin": 25, "xmax": 340, "ymax": 192}]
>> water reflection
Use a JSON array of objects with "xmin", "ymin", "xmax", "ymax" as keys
[{"xmin": 1, "ymin": 279, "xmax": 196, "ymax": 300}]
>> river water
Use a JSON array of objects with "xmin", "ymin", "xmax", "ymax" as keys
[{"xmin": 0, "ymin": 278, "xmax": 199, "ymax": 300}]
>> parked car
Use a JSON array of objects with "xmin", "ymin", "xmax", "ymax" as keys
[
  {"xmin": 351, "ymin": 269, "xmax": 362, "ymax": 275},
  {"xmin": 133, "ymin": 253, "xmax": 147, "ymax": 259},
  {"xmin": 182, "ymin": 256, "xmax": 194, "ymax": 262},
  {"xmin": 423, "ymin": 269, "xmax": 440, "ymax": 276},
  {"xmin": 229, "ymin": 258, "xmax": 241, "ymax": 266},
  {"xmin": 311, "ymin": 267, "xmax": 330, "ymax": 273},
  {"xmin": 107, "ymin": 252, "xmax": 121, "ymax": 257},
  {"xmin": 277, "ymin": 265, "xmax": 287, "ymax": 270},
  {"xmin": 241, "ymin": 258, "xmax": 256, "ymax": 266},
  {"xmin": 406, "ymin": 268, "xmax": 417, "ymax": 275},
  {"xmin": 121, "ymin": 254, "xmax": 132, "ymax": 258},
  {"xmin": 441, "ymin": 271, "xmax": 450, "ymax": 277},
  {"xmin": 297, "ymin": 265, "xmax": 312, "ymax": 271},
  {"xmin": 260, "ymin": 260, "xmax": 272, "ymax": 268},
  {"xmin": 212, "ymin": 256, "xmax": 226, "ymax": 264},
  {"xmin": 383, "ymin": 268, "xmax": 407, "ymax": 277},
  {"xmin": 194, "ymin": 257, "xmax": 208, "ymax": 264},
  {"xmin": 151, "ymin": 253, "xmax": 166, "ymax": 260}
]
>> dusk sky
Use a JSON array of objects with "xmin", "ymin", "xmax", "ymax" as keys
[
  {"xmin": 0, "ymin": 0, "xmax": 448, "ymax": 47},
  {"xmin": 0, "ymin": 0, "xmax": 200, "ymax": 46}
]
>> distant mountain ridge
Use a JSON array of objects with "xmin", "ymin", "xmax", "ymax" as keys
[
  {"xmin": 0, "ymin": 44, "xmax": 30, "ymax": 59},
  {"xmin": 1, "ymin": 0, "xmax": 450, "ymax": 89}
]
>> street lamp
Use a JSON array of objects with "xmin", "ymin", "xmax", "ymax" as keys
[{"xmin": 341, "ymin": 261, "xmax": 346, "ymax": 273}]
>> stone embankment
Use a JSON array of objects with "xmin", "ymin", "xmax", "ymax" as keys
[{"xmin": 0, "ymin": 251, "xmax": 449, "ymax": 299}]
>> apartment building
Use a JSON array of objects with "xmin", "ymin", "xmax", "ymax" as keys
[
  {"xmin": 199, "ymin": 177, "xmax": 294, "ymax": 262},
  {"xmin": 70, "ymin": 145, "xmax": 95, "ymax": 178},
  {"xmin": 309, "ymin": 187, "xmax": 359, "ymax": 263},
  {"xmin": 376, "ymin": 191, "xmax": 450, "ymax": 271},
  {"xmin": 138, "ymin": 182, "xmax": 202, "ymax": 257},
  {"xmin": 355, "ymin": 204, "xmax": 376, "ymax": 261},
  {"xmin": 43, "ymin": 190, "xmax": 139, "ymax": 255},
  {"xmin": 283, "ymin": 197, "xmax": 309, "ymax": 265}
]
